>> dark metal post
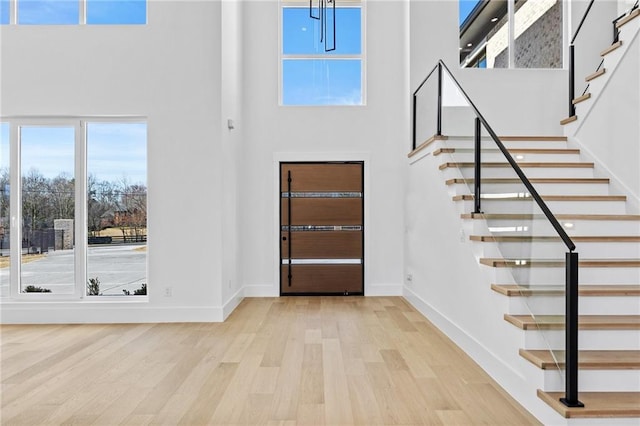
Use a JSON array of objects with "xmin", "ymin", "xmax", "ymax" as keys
[
  {"xmin": 436, "ymin": 63, "xmax": 442, "ymax": 136},
  {"xmin": 474, "ymin": 117, "xmax": 482, "ymax": 214},
  {"xmin": 569, "ymin": 45, "xmax": 576, "ymax": 117},
  {"xmin": 560, "ymin": 251, "xmax": 584, "ymax": 408},
  {"xmin": 287, "ymin": 171, "xmax": 292, "ymax": 287},
  {"xmin": 412, "ymin": 94, "xmax": 417, "ymax": 151}
]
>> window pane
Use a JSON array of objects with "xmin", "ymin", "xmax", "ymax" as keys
[
  {"xmin": 514, "ymin": 0, "xmax": 562, "ymax": 68},
  {"xmin": 20, "ymin": 126, "xmax": 75, "ymax": 295},
  {"xmin": 283, "ymin": 7, "xmax": 361, "ymax": 55},
  {"xmin": 87, "ymin": 0, "xmax": 146, "ymax": 25},
  {"xmin": 1, "ymin": 0, "xmax": 9, "ymax": 25},
  {"xmin": 87, "ymin": 123, "xmax": 147, "ymax": 296},
  {"xmin": 18, "ymin": 0, "xmax": 79, "ymax": 25},
  {"xmin": 283, "ymin": 59, "xmax": 362, "ymax": 106},
  {"xmin": 0, "ymin": 123, "xmax": 9, "ymax": 297},
  {"xmin": 460, "ymin": 0, "xmax": 508, "ymax": 68}
]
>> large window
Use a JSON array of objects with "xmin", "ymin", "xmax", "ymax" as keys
[
  {"xmin": 0, "ymin": 119, "xmax": 147, "ymax": 299},
  {"xmin": 1, "ymin": 0, "xmax": 146, "ymax": 25},
  {"xmin": 460, "ymin": 0, "xmax": 563, "ymax": 69},
  {"xmin": 281, "ymin": 0, "xmax": 364, "ymax": 106}
]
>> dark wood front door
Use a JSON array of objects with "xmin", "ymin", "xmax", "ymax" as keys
[{"xmin": 280, "ymin": 162, "xmax": 364, "ymax": 295}]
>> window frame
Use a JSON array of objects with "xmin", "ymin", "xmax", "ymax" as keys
[
  {"xmin": 2, "ymin": 117, "xmax": 148, "ymax": 301},
  {"xmin": 279, "ymin": 0, "xmax": 366, "ymax": 106}
]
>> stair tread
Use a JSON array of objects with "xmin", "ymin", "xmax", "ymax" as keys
[
  {"xmin": 572, "ymin": 93, "xmax": 591, "ymax": 105},
  {"xmin": 537, "ymin": 390, "xmax": 640, "ymax": 418},
  {"xmin": 561, "ymin": 115, "xmax": 578, "ymax": 125},
  {"xmin": 586, "ymin": 68, "xmax": 606, "ymax": 82},
  {"xmin": 491, "ymin": 284, "xmax": 640, "ymax": 297},
  {"xmin": 439, "ymin": 161, "xmax": 594, "ymax": 170},
  {"xmin": 520, "ymin": 349, "xmax": 640, "ymax": 370},
  {"xmin": 617, "ymin": 8, "xmax": 640, "ymax": 28},
  {"xmin": 601, "ymin": 40, "xmax": 623, "ymax": 56},
  {"xmin": 504, "ymin": 314, "xmax": 640, "ymax": 330},
  {"xmin": 462, "ymin": 212, "xmax": 640, "ymax": 220},
  {"xmin": 446, "ymin": 177, "xmax": 610, "ymax": 185},
  {"xmin": 473, "ymin": 236, "xmax": 640, "ymax": 243},
  {"xmin": 480, "ymin": 258, "xmax": 640, "ymax": 268},
  {"xmin": 455, "ymin": 194, "xmax": 625, "ymax": 201}
]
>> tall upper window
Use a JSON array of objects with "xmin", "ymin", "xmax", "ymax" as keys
[
  {"xmin": 0, "ymin": 120, "xmax": 147, "ymax": 299},
  {"xmin": 281, "ymin": 0, "xmax": 364, "ymax": 106},
  {"xmin": 459, "ymin": 0, "xmax": 563, "ymax": 69},
  {"xmin": 1, "ymin": 0, "xmax": 146, "ymax": 25}
]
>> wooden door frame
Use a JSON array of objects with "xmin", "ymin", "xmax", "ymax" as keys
[{"xmin": 273, "ymin": 152, "xmax": 370, "ymax": 297}]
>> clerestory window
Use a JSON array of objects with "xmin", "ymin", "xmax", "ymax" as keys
[
  {"xmin": 0, "ymin": 0, "xmax": 146, "ymax": 25},
  {"xmin": 281, "ymin": 0, "xmax": 365, "ymax": 106}
]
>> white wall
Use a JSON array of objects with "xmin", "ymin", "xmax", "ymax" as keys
[
  {"xmin": 239, "ymin": 0, "xmax": 410, "ymax": 297},
  {"xmin": 221, "ymin": 0, "xmax": 245, "ymax": 315},
  {"xmin": 571, "ymin": 18, "xmax": 640, "ymax": 206},
  {"xmin": 411, "ymin": 0, "xmax": 567, "ymax": 137},
  {"xmin": 0, "ymin": 1, "xmax": 228, "ymax": 322}
]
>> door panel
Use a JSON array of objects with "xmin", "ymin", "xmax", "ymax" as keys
[
  {"xmin": 280, "ymin": 265, "xmax": 363, "ymax": 293},
  {"xmin": 281, "ymin": 231, "xmax": 362, "ymax": 259},
  {"xmin": 280, "ymin": 162, "xmax": 364, "ymax": 295},
  {"xmin": 281, "ymin": 198, "xmax": 362, "ymax": 225},
  {"xmin": 280, "ymin": 163, "xmax": 362, "ymax": 192}
]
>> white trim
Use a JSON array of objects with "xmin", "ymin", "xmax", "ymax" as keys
[
  {"xmin": 0, "ymin": 303, "xmax": 224, "ymax": 324},
  {"xmin": 243, "ymin": 284, "xmax": 279, "ymax": 298},
  {"xmin": 222, "ymin": 287, "xmax": 244, "ymax": 320}
]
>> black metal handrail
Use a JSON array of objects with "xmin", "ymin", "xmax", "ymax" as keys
[{"xmin": 411, "ymin": 59, "xmax": 582, "ymax": 408}]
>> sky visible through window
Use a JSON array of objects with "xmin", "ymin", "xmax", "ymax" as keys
[
  {"xmin": 1, "ymin": 0, "xmax": 146, "ymax": 24},
  {"xmin": 14, "ymin": 124, "xmax": 146, "ymax": 185},
  {"xmin": 460, "ymin": 0, "xmax": 481, "ymax": 26},
  {"xmin": 282, "ymin": 6, "xmax": 362, "ymax": 106}
]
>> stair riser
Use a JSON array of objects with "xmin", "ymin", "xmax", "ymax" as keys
[
  {"xmin": 444, "ymin": 167, "xmax": 595, "ymax": 180},
  {"xmin": 459, "ymin": 199, "xmax": 627, "ymax": 215},
  {"xmin": 472, "ymin": 219, "xmax": 640, "ymax": 236},
  {"xmin": 540, "ymin": 370, "xmax": 640, "ymax": 392},
  {"xmin": 449, "ymin": 182, "xmax": 612, "ymax": 196},
  {"xmin": 441, "ymin": 153, "xmax": 582, "ymax": 163},
  {"xmin": 493, "ymin": 267, "xmax": 640, "ymax": 285},
  {"xmin": 434, "ymin": 139, "xmax": 570, "ymax": 150},
  {"xmin": 480, "ymin": 241, "xmax": 640, "ymax": 259},
  {"xmin": 507, "ymin": 296, "xmax": 640, "ymax": 316},
  {"xmin": 524, "ymin": 330, "xmax": 640, "ymax": 350}
]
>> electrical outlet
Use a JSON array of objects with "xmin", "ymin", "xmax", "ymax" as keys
[
  {"xmin": 164, "ymin": 287, "xmax": 172, "ymax": 297},
  {"xmin": 459, "ymin": 228, "xmax": 466, "ymax": 243},
  {"xmin": 406, "ymin": 274, "xmax": 413, "ymax": 283}
]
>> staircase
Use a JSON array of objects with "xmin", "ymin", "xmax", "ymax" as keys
[{"xmin": 417, "ymin": 133, "xmax": 640, "ymax": 421}]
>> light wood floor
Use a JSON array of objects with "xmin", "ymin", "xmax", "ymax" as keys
[{"xmin": 1, "ymin": 297, "xmax": 540, "ymax": 425}]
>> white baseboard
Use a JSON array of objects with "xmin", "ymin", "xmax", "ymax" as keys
[
  {"xmin": 243, "ymin": 284, "xmax": 278, "ymax": 297},
  {"xmin": 222, "ymin": 287, "xmax": 244, "ymax": 320},
  {"xmin": 365, "ymin": 283, "xmax": 403, "ymax": 296},
  {"xmin": 0, "ymin": 303, "xmax": 224, "ymax": 324}
]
